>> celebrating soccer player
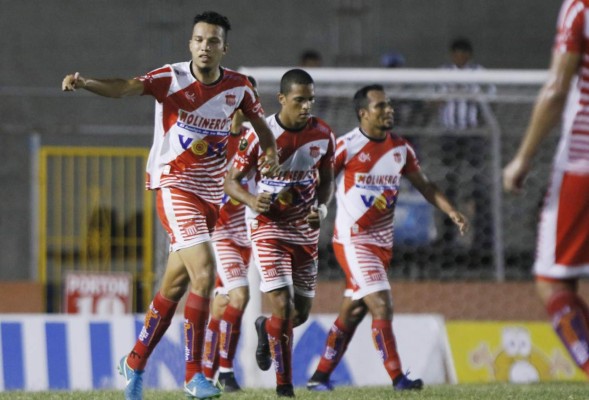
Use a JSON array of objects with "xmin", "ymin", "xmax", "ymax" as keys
[
  {"xmin": 62, "ymin": 11, "xmax": 279, "ymax": 400},
  {"xmin": 307, "ymin": 84, "xmax": 468, "ymax": 392},
  {"xmin": 224, "ymin": 68, "xmax": 335, "ymax": 397}
]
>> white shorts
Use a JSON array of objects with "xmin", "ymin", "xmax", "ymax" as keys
[
  {"xmin": 334, "ymin": 242, "xmax": 392, "ymax": 300},
  {"xmin": 213, "ymin": 238, "xmax": 252, "ymax": 294},
  {"xmin": 156, "ymin": 187, "xmax": 219, "ymax": 252},
  {"xmin": 534, "ymin": 170, "xmax": 589, "ymax": 280},
  {"xmin": 251, "ymin": 238, "xmax": 317, "ymax": 298}
]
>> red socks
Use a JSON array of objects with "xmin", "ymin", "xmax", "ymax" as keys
[
  {"xmin": 371, "ymin": 319, "xmax": 402, "ymax": 380},
  {"xmin": 128, "ymin": 292, "xmax": 178, "ymax": 371},
  {"xmin": 546, "ymin": 291, "xmax": 589, "ymax": 377},
  {"xmin": 203, "ymin": 318, "xmax": 220, "ymax": 380},
  {"xmin": 219, "ymin": 305, "xmax": 244, "ymax": 370},
  {"xmin": 184, "ymin": 292, "xmax": 211, "ymax": 382},
  {"xmin": 315, "ymin": 317, "xmax": 356, "ymax": 376},
  {"xmin": 267, "ymin": 316, "xmax": 293, "ymax": 385}
]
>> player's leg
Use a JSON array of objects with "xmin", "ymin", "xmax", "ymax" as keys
[
  {"xmin": 118, "ymin": 253, "xmax": 185, "ymax": 400},
  {"xmin": 534, "ymin": 170, "xmax": 589, "ymax": 377},
  {"xmin": 307, "ymin": 297, "xmax": 367, "ymax": 391},
  {"xmin": 207, "ymin": 240, "xmax": 251, "ymax": 391},
  {"xmin": 202, "ymin": 280, "xmax": 226, "ymax": 382},
  {"xmin": 152, "ymin": 188, "xmax": 221, "ymax": 398},
  {"xmin": 251, "ymin": 239, "xmax": 296, "ymax": 397}
]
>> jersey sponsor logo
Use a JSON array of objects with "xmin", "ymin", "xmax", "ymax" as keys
[
  {"xmin": 177, "ymin": 110, "xmax": 231, "ymax": 136},
  {"xmin": 179, "ymin": 134, "xmax": 225, "ymax": 157},
  {"xmin": 309, "ymin": 145, "xmax": 321, "ymax": 158},
  {"xmin": 191, "ymin": 140, "xmax": 208, "ymax": 155},
  {"xmin": 225, "ymin": 93, "xmax": 237, "ymax": 106},
  {"xmin": 360, "ymin": 193, "xmax": 397, "ymax": 211},
  {"xmin": 358, "ymin": 152, "xmax": 371, "ymax": 162},
  {"xmin": 355, "ymin": 173, "xmax": 399, "ymax": 190}
]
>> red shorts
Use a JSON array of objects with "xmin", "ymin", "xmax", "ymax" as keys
[
  {"xmin": 251, "ymin": 238, "xmax": 318, "ymax": 298},
  {"xmin": 333, "ymin": 241, "xmax": 392, "ymax": 300},
  {"xmin": 156, "ymin": 187, "xmax": 219, "ymax": 251},
  {"xmin": 213, "ymin": 238, "xmax": 252, "ymax": 294},
  {"xmin": 534, "ymin": 170, "xmax": 589, "ymax": 279}
]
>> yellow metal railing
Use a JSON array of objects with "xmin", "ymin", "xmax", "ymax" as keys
[{"xmin": 39, "ymin": 146, "xmax": 153, "ymax": 312}]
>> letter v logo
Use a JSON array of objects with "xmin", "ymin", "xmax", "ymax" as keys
[
  {"xmin": 179, "ymin": 134, "xmax": 193, "ymax": 150},
  {"xmin": 361, "ymin": 195, "xmax": 374, "ymax": 207}
]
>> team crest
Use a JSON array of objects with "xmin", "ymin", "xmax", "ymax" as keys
[
  {"xmin": 239, "ymin": 138, "xmax": 248, "ymax": 151},
  {"xmin": 225, "ymin": 93, "xmax": 237, "ymax": 106},
  {"xmin": 393, "ymin": 152, "xmax": 402, "ymax": 163},
  {"xmin": 309, "ymin": 145, "xmax": 320, "ymax": 158}
]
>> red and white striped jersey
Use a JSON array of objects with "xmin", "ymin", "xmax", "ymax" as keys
[
  {"xmin": 232, "ymin": 114, "xmax": 336, "ymax": 245},
  {"xmin": 213, "ymin": 125, "xmax": 255, "ymax": 247},
  {"xmin": 333, "ymin": 128, "xmax": 420, "ymax": 247},
  {"xmin": 554, "ymin": 0, "xmax": 589, "ymax": 173},
  {"xmin": 139, "ymin": 62, "xmax": 264, "ymax": 204}
]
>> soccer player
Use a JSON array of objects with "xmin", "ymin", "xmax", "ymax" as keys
[
  {"xmin": 306, "ymin": 85, "xmax": 468, "ymax": 392},
  {"xmin": 62, "ymin": 11, "xmax": 279, "ymax": 400},
  {"xmin": 224, "ymin": 68, "xmax": 335, "ymax": 397},
  {"xmin": 503, "ymin": 0, "xmax": 589, "ymax": 378},
  {"xmin": 202, "ymin": 77, "xmax": 258, "ymax": 392}
]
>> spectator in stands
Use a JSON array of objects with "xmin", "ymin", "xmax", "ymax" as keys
[
  {"xmin": 503, "ymin": 0, "xmax": 589, "ymax": 379},
  {"xmin": 299, "ymin": 49, "xmax": 323, "ymax": 67},
  {"xmin": 437, "ymin": 37, "xmax": 494, "ymax": 262},
  {"xmin": 307, "ymin": 84, "xmax": 468, "ymax": 392}
]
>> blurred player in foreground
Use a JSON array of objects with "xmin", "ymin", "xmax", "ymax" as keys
[
  {"xmin": 62, "ymin": 11, "xmax": 279, "ymax": 400},
  {"xmin": 503, "ymin": 0, "xmax": 589, "ymax": 378},
  {"xmin": 307, "ymin": 84, "xmax": 468, "ymax": 392},
  {"xmin": 202, "ymin": 77, "xmax": 258, "ymax": 392},
  {"xmin": 224, "ymin": 68, "xmax": 335, "ymax": 397}
]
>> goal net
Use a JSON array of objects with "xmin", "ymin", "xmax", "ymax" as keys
[{"xmin": 239, "ymin": 67, "xmax": 557, "ymax": 282}]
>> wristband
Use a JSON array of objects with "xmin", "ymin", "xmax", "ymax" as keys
[{"xmin": 318, "ymin": 204, "xmax": 328, "ymax": 221}]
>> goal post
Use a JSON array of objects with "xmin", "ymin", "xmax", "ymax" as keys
[{"xmin": 239, "ymin": 67, "xmax": 556, "ymax": 284}]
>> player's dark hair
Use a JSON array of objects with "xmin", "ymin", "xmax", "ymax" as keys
[
  {"xmin": 353, "ymin": 84, "xmax": 384, "ymax": 121},
  {"xmin": 193, "ymin": 11, "xmax": 231, "ymax": 41},
  {"xmin": 280, "ymin": 69, "xmax": 314, "ymax": 95},
  {"xmin": 450, "ymin": 37, "xmax": 473, "ymax": 53},
  {"xmin": 247, "ymin": 75, "xmax": 257, "ymax": 89}
]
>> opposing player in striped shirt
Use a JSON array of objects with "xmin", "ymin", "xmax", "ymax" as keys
[
  {"xmin": 62, "ymin": 11, "xmax": 279, "ymax": 400},
  {"xmin": 224, "ymin": 69, "xmax": 335, "ymax": 397},
  {"xmin": 307, "ymin": 84, "xmax": 468, "ymax": 392},
  {"xmin": 503, "ymin": 0, "xmax": 589, "ymax": 378},
  {"xmin": 202, "ymin": 76, "xmax": 258, "ymax": 392}
]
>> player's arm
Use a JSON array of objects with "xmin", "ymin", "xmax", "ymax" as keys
[
  {"xmin": 307, "ymin": 164, "xmax": 334, "ymax": 229},
  {"xmin": 503, "ymin": 50, "xmax": 580, "ymax": 193},
  {"xmin": 62, "ymin": 72, "xmax": 144, "ymax": 98},
  {"xmin": 224, "ymin": 166, "xmax": 272, "ymax": 213},
  {"xmin": 405, "ymin": 170, "xmax": 469, "ymax": 236},
  {"xmin": 248, "ymin": 116, "xmax": 280, "ymax": 176}
]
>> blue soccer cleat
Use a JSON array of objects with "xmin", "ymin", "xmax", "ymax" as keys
[
  {"xmin": 393, "ymin": 372, "xmax": 424, "ymax": 391},
  {"xmin": 118, "ymin": 355, "xmax": 144, "ymax": 400},
  {"xmin": 184, "ymin": 372, "xmax": 222, "ymax": 399},
  {"xmin": 306, "ymin": 379, "xmax": 334, "ymax": 391}
]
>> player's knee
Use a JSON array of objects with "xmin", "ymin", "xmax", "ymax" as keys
[{"xmin": 229, "ymin": 288, "xmax": 250, "ymax": 310}]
